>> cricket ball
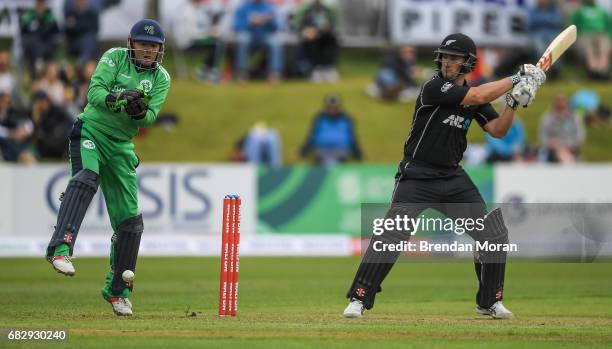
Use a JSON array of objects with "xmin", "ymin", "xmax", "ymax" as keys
[{"xmin": 122, "ymin": 270, "xmax": 135, "ymax": 282}]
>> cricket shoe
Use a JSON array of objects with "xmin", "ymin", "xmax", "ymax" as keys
[
  {"xmin": 343, "ymin": 298, "xmax": 365, "ymax": 318},
  {"xmin": 477, "ymin": 301, "xmax": 514, "ymax": 319},
  {"xmin": 49, "ymin": 256, "xmax": 75, "ymax": 276},
  {"xmin": 102, "ymin": 293, "xmax": 133, "ymax": 316}
]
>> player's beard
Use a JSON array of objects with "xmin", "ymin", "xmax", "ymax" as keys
[{"xmin": 442, "ymin": 67, "xmax": 461, "ymax": 81}]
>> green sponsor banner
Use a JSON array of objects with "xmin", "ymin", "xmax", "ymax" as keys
[{"xmin": 258, "ymin": 165, "xmax": 493, "ymax": 235}]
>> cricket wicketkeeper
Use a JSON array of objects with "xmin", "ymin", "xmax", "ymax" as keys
[
  {"xmin": 343, "ymin": 33, "xmax": 546, "ymax": 319},
  {"xmin": 46, "ymin": 19, "xmax": 171, "ymax": 316}
]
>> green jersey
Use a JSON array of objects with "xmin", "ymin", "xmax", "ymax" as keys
[
  {"xmin": 80, "ymin": 47, "xmax": 171, "ymax": 140},
  {"xmin": 570, "ymin": 5, "xmax": 611, "ymax": 36}
]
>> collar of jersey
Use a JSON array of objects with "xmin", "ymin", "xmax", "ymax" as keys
[{"xmin": 436, "ymin": 72, "xmax": 470, "ymax": 86}]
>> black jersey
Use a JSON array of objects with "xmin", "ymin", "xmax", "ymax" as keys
[{"xmin": 402, "ymin": 75, "xmax": 499, "ymax": 169}]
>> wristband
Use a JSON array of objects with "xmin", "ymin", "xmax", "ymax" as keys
[{"xmin": 510, "ymin": 74, "xmax": 521, "ymax": 87}]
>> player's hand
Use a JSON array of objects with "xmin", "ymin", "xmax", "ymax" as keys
[
  {"xmin": 119, "ymin": 88, "xmax": 145, "ymax": 104},
  {"xmin": 105, "ymin": 93, "xmax": 121, "ymax": 112},
  {"xmin": 120, "ymin": 89, "xmax": 148, "ymax": 119},
  {"xmin": 115, "ymin": 89, "xmax": 148, "ymax": 119},
  {"xmin": 511, "ymin": 76, "xmax": 539, "ymax": 108},
  {"xmin": 106, "ymin": 89, "xmax": 145, "ymax": 114},
  {"xmin": 125, "ymin": 98, "xmax": 148, "ymax": 119},
  {"xmin": 505, "ymin": 93, "xmax": 519, "ymax": 110},
  {"xmin": 519, "ymin": 64, "xmax": 546, "ymax": 86}
]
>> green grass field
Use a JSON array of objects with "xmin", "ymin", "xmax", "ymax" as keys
[{"xmin": 1, "ymin": 257, "xmax": 611, "ymax": 348}]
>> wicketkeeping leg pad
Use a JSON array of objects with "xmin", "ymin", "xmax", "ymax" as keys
[
  {"xmin": 46, "ymin": 169, "xmax": 100, "ymax": 258},
  {"xmin": 111, "ymin": 214, "xmax": 144, "ymax": 295}
]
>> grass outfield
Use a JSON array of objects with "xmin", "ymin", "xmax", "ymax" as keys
[
  {"xmin": 1, "ymin": 257, "xmax": 611, "ymax": 348},
  {"xmin": 134, "ymin": 75, "xmax": 612, "ymax": 164}
]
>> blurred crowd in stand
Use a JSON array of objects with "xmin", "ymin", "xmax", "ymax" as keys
[{"xmin": 1, "ymin": 0, "xmax": 609, "ymax": 166}]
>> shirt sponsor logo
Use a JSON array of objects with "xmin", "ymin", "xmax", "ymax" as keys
[
  {"xmin": 442, "ymin": 114, "xmax": 465, "ymax": 129},
  {"xmin": 83, "ymin": 140, "xmax": 96, "ymax": 150},
  {"xmin": 111, "ymin": 86, "xmax": 125, "ymax": 94},
  {"xmin": 100, "ymin": 56, "xmax": 115, "ymax": 67},
  {"xmin": 441, "ymin": 82, "xmax": 454, "ymax": 93}
]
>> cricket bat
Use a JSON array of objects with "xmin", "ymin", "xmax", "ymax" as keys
[{"xmin": 536, "ymin": 25, "xmax": 577, "ymax": 72}]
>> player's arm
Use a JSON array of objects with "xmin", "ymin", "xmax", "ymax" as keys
[
  {"xmin": 483, "ymin": 106, "xmax": 516, "ymax": 139},
  {"xmin": 472, "ymin": 102, "xmax": 515, "ymax": 139},
  {"xmin": 461, "ymin": 64, "xmax": 546, "ymax": 106},
  {"xmin": 347, "ymin": 116, "xmax": 362, "ymax": 160},
  {"xmin": 87, "ymin": 49, "xmax": 144, "ymax": 114},
  {"xmin": 132, "ymin": 69, "xmax": 171, "ymax": 128},
  {"xmin": 87, "ymin": 50, "xmax": 119, "ymax": 110},
  {"xmin": 460, "ymin": 77, "xmax": 514, "ymax": 106}
]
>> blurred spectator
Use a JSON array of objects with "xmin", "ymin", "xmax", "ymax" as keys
[
  {"xmin": 294, "ymin": 0, "xmax": 340, "ymax": 83},
  {"xmin": 64, "ymin": 0, "xmax": 101, "ymax": 65},
  {"xmin": 366, "ymin": 46, "xmax": 419, "ymax": 102},
  {"xmin": 527, "ymin": 0, "xmax": 562, "ymax": 79},
  {"xmin": 173, "ymin": 0, "xmax": 225, "ymax": 83},
  {"xmin": 300, "ymin": 95, "xmax": 362, "ymax": 165},
  {"xmin": 60, "ymin": 62, "xmax": 79, "ymax": 91},
  {"xmin": 539, "ymin": 94, "xmax": 585, "ymax": 163},
  {"xmin": 485, "ymin": 118, "xmax": 527, "ymax": 163},
  {"xmin": 74, "ymin": 60, "xmax": 97, "ymax": 112},
  {"xmin": 571, "ymin": 0, "xmax": 611, "ymax": 80},
  {"xmin": 0, "ymin": 52, "xmax": 26, "ymax": 110},
  {"xmin": 585, "ymin": 105, "xmax": 612, "ymax": 127},
  {"xmin": 58, "ymin": 62, "xmax": 81, "ymax": 117},
  {"xmin": 233, "ymin": 0, "xmax": 283, "ymax": 82},
  {"xmin": 30, "ymin": 91, "xmax": 73, "ymax": 160},
  {"xmin": 236, "ymin": 121, "xmax": 282, "ymax": 167},
  {"xmin": 571, "ymin": 88, "xmax": 599, "ymax": 118},
  {"xmin": 33, "ymin": 62, "xmax": 65, "ymax": 106},
  {"xmin": 0, "ymin": 51, "xmax": 16, "ymax": 95},
  {"xmin": 0, "ymin": 85, "xmax": 34, "ymax": 163},
  {"xmin": 62, "ymin": 88, "xmax": 80, "ymax": 120},
  {"xmin": 20, "ymin": 0, "xmax": 60, "ymax": 79},
  {"xmin": 571, "ymin": 89, "xmax": 610, "ymax": 127},
  {"xmin": 154, "ymin": 113, "xmax": 180, "ymax": 133}
]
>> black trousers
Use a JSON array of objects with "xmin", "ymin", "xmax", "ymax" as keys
[{"xmin": 347, "ymin": 165, "xmax": 506, "ymax": 310}]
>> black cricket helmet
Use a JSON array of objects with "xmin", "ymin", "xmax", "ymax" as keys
[
  {"xmin": 434, "ymin": 33, "xmax": 477, "ymax": 74},
  {"xmin": 128, "ymin": 19, "xmax": 165, "ymax": 70}
]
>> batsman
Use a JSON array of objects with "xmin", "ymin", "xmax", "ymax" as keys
[
  {"xmin": 45, "ymin": 19, "xmax": 171, "ymax": 316},
  {"xmin": 343, "ymin": 33, "xmax": 546, "ymax": 319}
]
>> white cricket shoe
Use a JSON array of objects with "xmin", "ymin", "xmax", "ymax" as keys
[
  {"xmin": 343, "ymin": 298, "xmax": 365, "ymax": 318},
  {"xmin": 477, "ymin": 301, "xmax": 514, "ymax": 319},
  {"xmin": 103, "ymin": 295, "xmax": 133, "ymax": 316},
  {"xmin": 49, "ymin": 256, "xmax": 75, "ymax": 276}
]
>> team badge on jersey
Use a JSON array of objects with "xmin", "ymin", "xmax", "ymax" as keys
[
  {"xmin": 441, "ymin": 82, "xmax": 454, "ymax": 93},
  {"xmin": 140, "ymin": 79, "xmax": 153, "ymax": 93},
  {"xmin": 83, "ymin": 140, "xmax": 96, "ymax": 150}
]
